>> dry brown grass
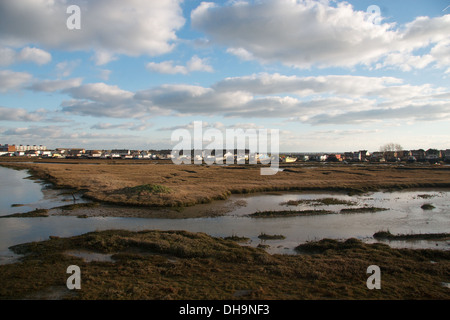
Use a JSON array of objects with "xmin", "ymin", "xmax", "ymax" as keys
[{"xmin": 1, "ymin": 159, "xmax": 450, "ymax": 207}]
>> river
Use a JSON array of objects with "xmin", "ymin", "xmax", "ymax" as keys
[{"xmin": 0, "ymin": 165, "xmax": 449, "ymax": 264}]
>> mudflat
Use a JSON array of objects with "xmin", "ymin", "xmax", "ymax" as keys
[{"xmin": 1, "ymin": 159, "xmax": 450, "ymax": 208}]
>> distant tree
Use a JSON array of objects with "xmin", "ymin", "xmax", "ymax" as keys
[{"xmin": 380, "ymin": 143, "xmax": 403, "ymax": 153}]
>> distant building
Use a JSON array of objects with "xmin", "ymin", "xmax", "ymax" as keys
[
  {"xmin": 16, "ymin": 145, "xmax": 46, "ymax": 151},
  {"xmin": 66, "ymin": 149, "xmax": 86, "ymax": 157},
  {"xmin": 425, "ymin": 149, "xmax": 441, "ymax": 162},
  {"xmin": 86, "ymin": 150, "xmax": 102, "ymax": 158},
  {"xmin": 25, "ymin": 150, "xmax": 39, "ymax": 157},
  {"xmin": 397, "ymin": 150, "xmax": 412, "ymax": 160},
  {"xmin": 0, "ymin": 144, "xmax": 16, "ymax": 152},
  {"xmin": 369, "ymin": 152, "xmax": 385, "ymax": 162},
  {"xmin": 443, "ymin": 150, "xmax": 450, "ymax": 163},
  {"xmin": 358, "ymin": 150, "xmax": 369, "ymax": 161},
  {"xmin": 110, "ymin": 149, "xmax": 130, "ymax": 157},
  {"xmin": 411, "ymin": 149, "xmax": 426, "ymax": 161}
]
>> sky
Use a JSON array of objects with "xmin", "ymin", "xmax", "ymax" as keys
[{"xmin": 0, "ymin": 0, "xmax": 449, "ymax": 153}]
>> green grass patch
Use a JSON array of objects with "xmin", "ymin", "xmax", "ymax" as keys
[
  {"xmin": 417, "ymin": 194, "xmax": 434, "ymax": 199},
  {"xmin": 120, "ymin": 184, "xmax": 172, "ymax": 195},
  {"xmin": 258, "ymin": 233, "xmax": 286, "ymax": 240},
  {"xmin": 249, "ymin": 209, "xmax": 333, "ymax": 218},
  {"xmin": 283, "ymin": 198, "xmax": 357, "ymax": 206},
  {"xmin": 55, "ymin": 202, "xmax": 100, "ymax": 211},
  {"xmin": 295, "ymin": 238, "xmax": 366, "ymax": 254},
  {"xmin": 373, "ymin": 230, "xmax": 450, "ymax": 241},
  {"xmin": 1, "ymin": 208, "xmax": 49, "ymax": 218},
  {"xmin": 421, "ymin": 203, "xmax": 435, "ymax": 210},
  {"xmin": 339, "ymin": 207, "xmax": 387, "ymax": 214},
  {"xmin": 223, "ymin": 235, "xmax": 251, "ymax": 243}
]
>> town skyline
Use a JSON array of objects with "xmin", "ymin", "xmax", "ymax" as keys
[{"xmin": 1, "ymin": 142, "xmax": 448, "ymax": 158}]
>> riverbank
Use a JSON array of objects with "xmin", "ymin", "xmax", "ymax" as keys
[
  {"xmin": 0, "ymin": 229, "xmax": 449, "ymax": 300},
  {"xmin": 1, "ymin": 159, "xmax": 450, "ymax": 212}
]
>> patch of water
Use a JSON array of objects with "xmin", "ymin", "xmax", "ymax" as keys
[{"xmin": 0, "ymin": 166, "xmax": 89, "ymax": 216}]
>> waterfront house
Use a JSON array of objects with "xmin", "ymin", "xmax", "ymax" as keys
[
  {"xmin": 411, "ymin": 149, "xmax": 426, "ymax": 161},
  {"xmin": 0, "ymin": 144, "xmax": 16, "ymax": 152},
  {"xmin": 443, "ymin": 149, "xmax": 450, "ymax": 163},
  {"xmin": 425, "ymin": 149, "xmax": 441, "ymax": 162},
  {"xmin": 369, "ymin": 152, "xmax": 385, "ymax": 162},
  {"xmin": 66, "ymin": 149, "xmax": 85, "ymax": 158},
  {"xmin": 25, "ymin": 150, "xmax": 39, "ymax": 157},
  {"xmin": 87, "ymin": 150, "xmax": 102, "ymax": 158}
]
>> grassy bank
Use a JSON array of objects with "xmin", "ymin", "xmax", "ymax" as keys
[
  {"xmin": 373, "ymin": 231, "xmax": 450, "ymax": 241},
  {"xmin": 1, "ymin": 160, "xmax": 450, "ymax": 208},
  {"xmin": 0, "ymin": 230, "xmax": 449, "ymax": 300}
]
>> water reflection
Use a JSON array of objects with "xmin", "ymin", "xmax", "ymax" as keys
[{"xmin": 0, "ymin": 166, "xmax": 88, "ymax": 216}]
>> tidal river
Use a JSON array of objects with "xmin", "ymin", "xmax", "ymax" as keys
[{"xmin": 0, "ymin": 165, "xmax": 449, "ymax": 264}]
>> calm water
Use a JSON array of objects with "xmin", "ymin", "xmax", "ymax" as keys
[
  {"xmin": 0, "ymin": 166, "xmax": 88, "ymax": 216},
  {"xmin": 0, "ymin": 165, "xmax": 449, "ymax": 264}
]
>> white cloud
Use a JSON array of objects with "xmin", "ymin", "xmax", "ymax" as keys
[
  {"xmin": 55, "ymin": 60, "xmax": 81, "ymax": 78},
  {"xmin": 158, "ymin": 121, "xmax": 225, "ymax": 131},
  {"xmin": 0, "ymin": 46, "xmax": 16, "ymax": 66},
  {"xmin": 91, "ymin": 122, "xmax": 152, "ymax": 131},
  {"xmin": 147, "ymin": 61, "xmax": 189, "ymax": 75},
  {"xmin": 214, "ymin": 73, "xmax": 403, "ymax": 97},
  {"xmin": 55, "ymin": 72, "xmax": 450, "ymax": 127},
  {"xmin": 64, "ymin": 83, "xmax": 134, "ymax": 102},
  {"xmin": 191, "ymin": 0, "xmax": 450, "ymax": 70},
  {"xmin": 0, "ymin": 0, "xmax": 185, "ymax": 63},
  {"xmin": 307, "ymin": 102, "xmax": 450, "ymax": 125},
  {"xmin": 28, "ymin": 78, "xmax": 83, "ymax": 92},
  {"xmin": 226, "ymin": 47, "xmax": 254, "ymax": 61},
  {"xmin": 0, "ymin": 106, "xmax": 46, "ymax": 122},
  {"xmin": 376, "ymin": 53, "xmax": 435, "ymax": 72},
  {"xmin": 146, "ymin": 55, "xmax": 213, "ymax": 74},
  {"xmin": 61, "ymin": 82, "xmax": 163, "ymax": 118},
  {"xmin": 0, "ymin": 70, "xmax": 32, "ymax": 92},
  {"xmin": 186, "ymin": 55, "xmax": 214, "ymax": 73},
  {"xmin": 135, "ymin": 84, "xmax": 251, "ymax": 114},
  {"xmin": 0, "ymin": 46, "xmax": 51, "ymax": 66},
  {"xmin": 1, "ymin": 125, "xmax": 140, "ymax": 145},
  {"xmin": 430, "ymin": 40, "xmax": 450, "ymax": 69},
  {"xmin": 17, "ymin": 47, "xmax": 51, "ymax": 65},
  {"xmin": 98, "ymin": 69, "xmax": 112, "ymax": 81},
  {"xmin": 92, "ymin": 51, "xmax": 118, "ymax": 66}
]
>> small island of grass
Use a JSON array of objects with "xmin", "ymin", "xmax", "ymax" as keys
[
  {"xmin": 249, "ymin": 209, "xmax": 334, "ymax": 218},
  {"xmin": 373, "ymin": 230, "xmax": 450, "ymax": 241},
  {"xmin": 258, "ymin": 233, "xmax": 286, "ymax": 240}
]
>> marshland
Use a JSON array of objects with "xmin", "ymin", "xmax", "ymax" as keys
[{"xmin": 0, "ymin": 158, "xmax": 449, "ymax": 299}]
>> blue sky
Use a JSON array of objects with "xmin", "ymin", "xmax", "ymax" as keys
[{"xmin": 0, "ymin": 0, "xmax": 449, "ymax": 152}]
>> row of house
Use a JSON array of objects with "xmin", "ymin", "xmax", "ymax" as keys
[
  {"xmin": 2, "ymin": 144, "xmax": 450, "ymax": 163},
  {"xmin": 0, "ymin": 144, "xmax": 47, "ymax": 152},
  {"xmin": 289, "ymin": 149, "xmax": 450, "ymax": 163},
  {"xmin": 51, "ymin": 148, "xmax": 173, "ymax": 160}
]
